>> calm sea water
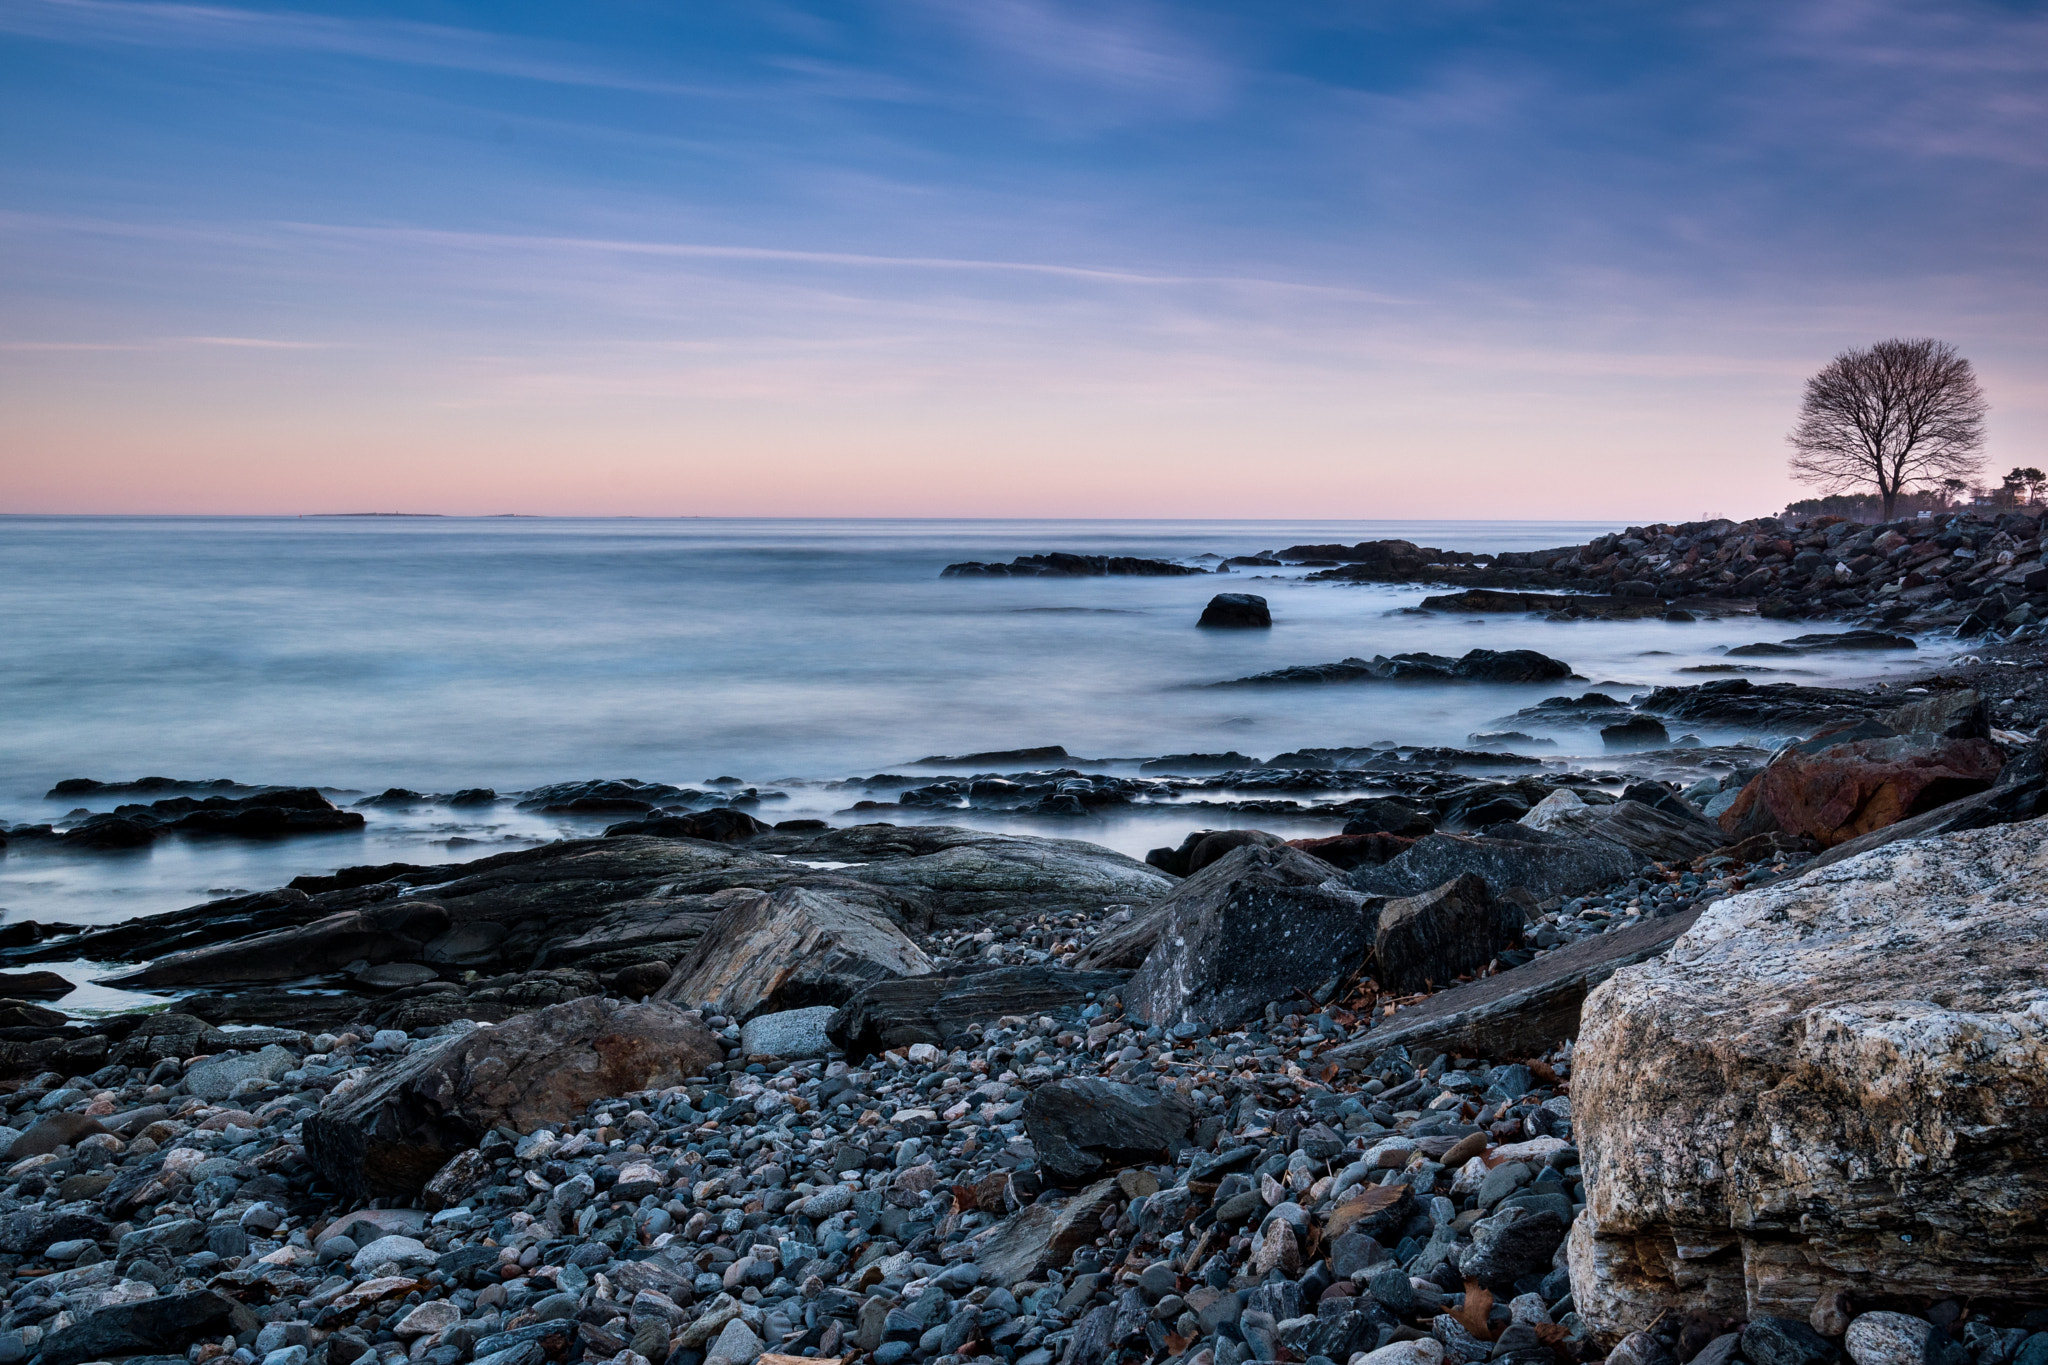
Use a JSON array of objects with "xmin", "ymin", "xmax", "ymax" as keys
[{"xmin": 0, "ymin": 516, "xmax": 1950, "ymax": 960}]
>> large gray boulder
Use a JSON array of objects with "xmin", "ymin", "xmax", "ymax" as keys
[
  {"xmin": 1350, "ymin": 824, "xmax": 1638, "ymax": 902},
  {"xmin": 655, "ymin": 884, "xmax": 936, "ymax": 1019},
  {"xmin": 305, "ymin": 996, "xmax": 722, "ymax": 1201},
  {"xmin": 1124, "ymin": 844, "xmax": 1376, "ymax": 1027},
  {"xmin": 1568, "ymin": 816, "xmax": 2048, "ymax": 1341}
]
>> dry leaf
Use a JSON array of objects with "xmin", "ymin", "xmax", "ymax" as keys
[{"xmin": 1454, "ymin": 1280, "xmax": 1496, "ymax": 1342}]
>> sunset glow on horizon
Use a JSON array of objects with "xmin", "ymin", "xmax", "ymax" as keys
[{"xmin": 4, "ymin": 1, "xmax": 2045, "ymax": 519}]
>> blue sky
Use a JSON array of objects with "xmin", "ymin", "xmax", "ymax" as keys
[{"xmin": 2, "ymin": 0, "xmax": 2044, "ymax": 516}]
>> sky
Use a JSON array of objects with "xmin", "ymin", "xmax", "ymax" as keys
[{"xmin": 2, "ymin": 0, "xmax": 2045, "ymax": 519}]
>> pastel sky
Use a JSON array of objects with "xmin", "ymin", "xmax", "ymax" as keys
[{"xmin": 2, "ymin": 0, "xmax": 2045, "ymax": 518}]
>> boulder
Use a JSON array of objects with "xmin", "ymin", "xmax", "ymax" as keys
[
  {"xmin": 1521, "ymin": 790, "xmax": 1726, "ymax": 863},
  {"xmin": 0, "ymin": 971, "xmax": 72, "ymax": 1000},
  {"xmin": 1198, "ymin": 593, "xmax": 1272, "ymax": 628},
  {"xmin": 1715, "ymin": 722, "xmax": 2003, "ymax": 847},
  {"xmin": 185, "ymin": 1044, "xmax": 298, "ymax": 1102},
  {"xmin": 304, "ymin": 996, "xmax": 722, "ymax": 1201},
  {"xmin": 1185, "ymin": 828, "xmax": 1289, "ymax": 874},
  {"xmin": 1807, "ymin": 734, "xmax": 2048, "ymax": 870},
  {"xmin": 1350, "ymin": 825, "xmax": 1639, "ymax": 902},
  {"xmin": 737, "ymin": 1006, "xmax": 837, "ymax": 1060},
  {"xmin": 1343, "ymin": 800, "xmax": 1438, "ymax": 838},
  {"xmin": 1287, "ymin": 833, "xmax": 1415, "ymax": 871},
  {"xmin": 654, "ymin": 885, "xmax": 936, "ymax": 1019},
  {"xmin": 1123, "ymin": 843, "xmax": 1377, "ymax": 1027},
  {"xmin": 828, "ymin": 965, "xmax": 1127, "ymax": 1059},
  {"xmin": 1602, "ymin": 717, "xmax": 1671, "ymax": 750},
  {"xmin": 1021, "ymin": 1077, "xmax": 1195, "ymax": 1186},
  {"xmin": 602, "ymin": 809, "xmax": 771, "ymax": 841},
  {"xmin": 1371, "ymin": 874, "xmax": 1524, "ymax": 995},
  {"xmin": 1568, "ymin": 816, "xmax": 2048, "ymax": 1339}
]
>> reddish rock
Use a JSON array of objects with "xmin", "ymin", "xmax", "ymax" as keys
[
  {"xmin": 304, "ymin": 996, "xmax": 723, "ymax": 1201},
  {"xmin": 1717, "ymin": 726, "xmax": 2003, "ymax": 848},
  {"xmin": 1286, "ymin": 833, "xmax": 1415, "ymax": 870}
]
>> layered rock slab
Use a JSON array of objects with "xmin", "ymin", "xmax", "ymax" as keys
[
  {"xmin": 1567, "ymin": 816, "xmax": 2048, "ymax": 1340},
  {"xmin": 655, "ymin": 884, "xmax": 937, "ymax": 1018}
]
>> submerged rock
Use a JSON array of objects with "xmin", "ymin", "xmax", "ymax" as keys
[{"xmin": 1197, "ymin": 593, "xmax": 1272, "ymax": 628}]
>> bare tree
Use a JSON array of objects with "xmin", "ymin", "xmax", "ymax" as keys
[{"xmin": 1787, "ymin": 338, "xmax": 1988, "ymax": 520}]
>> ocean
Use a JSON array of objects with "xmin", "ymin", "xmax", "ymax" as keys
[{"xmin": 0, "ymin": 516, "xmax": 1949, "ymax": 970}]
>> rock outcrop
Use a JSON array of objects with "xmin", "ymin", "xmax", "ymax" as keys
[
  {"xmin": 1568, "ymin": 816, "xmax": 2048, "ymax": 1339},
  {"xmin": 304, "ymin": 996, "xmax": 722, "ymax": 1200},
  {"xmin": 1217, "ymin": 649, "xmax": 1575, "ymax": 688}
]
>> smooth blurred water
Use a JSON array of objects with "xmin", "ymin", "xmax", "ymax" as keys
[{"xmin": 0, "ymin": 516, "xmax": 1950, "ymax": 934}]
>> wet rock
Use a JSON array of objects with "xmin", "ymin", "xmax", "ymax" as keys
[
  {"xmin": 305, "ymin": 995, "xmax": 722, "ymax": 1200},
  {"xmin": 1371, "ymin": 873, "xmax": 1523, "ymax": 994},
  {"xmin": 941, "ymin": 553, "xmax": 1207, "ymax": 577},
  {"xmin": 1199, "ymin": 593, "xmax": 1272, "ymax": 628},
  {"xmin": 1570, "ymin": 816, "xmax": 2048, "ymax": 1336},
  {"xmin": 1601, "ymin": 716, "xmax": 1671, "ymax": 750},
  {"xmin": 1743, "ymin": 1316, "xmax": 1841, "ymax": 1365},
  {"xmin": 654, "ymin": 884, "xmax": 937, "ymax": 1018},
  {"xmin": 1218, "ymin": 649, "xmax": 1573, "ymax": 687},
  {"xmin": 602, "ymin": 809, "xmax": 772, "ymax": 841},
  {"xmin": 1022, "ymin": 1077, "xmax": 1195, "ymax": 1185},
  {"xmin": 1286, "ymin": 832, "xmax": 1416, "ymax": 871},
  {"xmin": 1343, "ymin": 799, "xmax": 1439, "ymax": 838},
  {"xmin": 1123, "ymin": 843, "xmax": 1376, "ymax": 1027},
  {"xmin": 1350, "ymin": 825, "xmax": 1639, "ymax": 903},
  {"xmin": 0, "ymin": 971, "xmax": 73, "ymax": 1000},
  {"xmin": 103, "ymin": 898, "xmax": 456, "ymax": 988}
]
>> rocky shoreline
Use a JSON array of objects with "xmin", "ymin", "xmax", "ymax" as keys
[{"xmin": 0, "ymin": 635, "xmax": 2043, "ymax": 1365}]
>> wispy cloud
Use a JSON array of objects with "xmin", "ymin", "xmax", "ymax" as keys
[
  {"xmin": 0, "ymin": 0, "xmax": 718, "ymax": 96},
  {"xmin": 181, "ymin": 335, "xmax": 326, "ymax": 348},
  {"xmin": 903, "ymin": 0, "xmax": 1232, "ymax": 123}
]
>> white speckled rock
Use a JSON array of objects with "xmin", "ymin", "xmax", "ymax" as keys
[
  {"xmin": 1845, "ymin": 1313, "xmax": 1935, "ymax": 1365},
  {"xmin": 738, "ymin": 1006, "xmax": 837, "ymax": 1059},
  {"xmin": 1568, "ymin": 816, "xmax": 2048, "ymax": 1340}
]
